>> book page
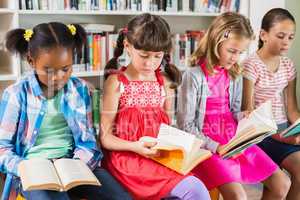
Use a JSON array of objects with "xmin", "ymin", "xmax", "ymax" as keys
[
  {"xmin": 231, "ymin": 100, "xmax": 277, "ymax": 142},
  {"xmin": 157, "ymin": 124, "xmax": 200, "ymax": 154},
  {"xmin": 54, "ymin": 158, "xmax": 101, "ymax": 191},
  {"xmin": 182, "ymin": 148, "xmax": 212, "ymax": 174},
  {"xmin": 139, "ymin": 125, "xmax": 209, "ymax": 175},
  {"xmin": 222, "ymin": 131, "xmax": 275, "ymax": 159},
  {"xmin": 139, "ymin": 136, "xmax": 184, "ymax": 151},
  {"xmin": 18, "ymin": 159, "xmax": 61, "ymax": 191}
]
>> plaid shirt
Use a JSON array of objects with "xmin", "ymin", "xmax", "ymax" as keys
[{"xmin": 0, "ymin": 72, "xmax": 102, "ymax": 178}]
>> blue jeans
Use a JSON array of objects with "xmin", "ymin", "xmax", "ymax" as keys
[{"xmin": 19, "ymin": 167, "xmax": 132, "ymax": 200}]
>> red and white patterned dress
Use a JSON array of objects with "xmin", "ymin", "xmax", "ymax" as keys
[{"xmin": 104, "ymin": 67, "xmax": 186, "ymax": 200}]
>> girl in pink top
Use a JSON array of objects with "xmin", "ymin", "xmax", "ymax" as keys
[{"xmin": 178, "ymin": 12, "xmax": 290, "ymax": 200}]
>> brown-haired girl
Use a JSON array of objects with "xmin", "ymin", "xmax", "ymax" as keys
[
  {"xmin": 243, "ymin": 8, "xmax": 300, "ymax": 200},
  {"xmin": 100, "ymin": 13, "xmax": 210, "ymax": 200}
]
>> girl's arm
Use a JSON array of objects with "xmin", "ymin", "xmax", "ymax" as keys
[
  {"xmin": 242, "ymin": 76, "xmax": 299, "ymax": 144},
  {"xmin": 241, "ymin": 78, "xmax": 255, "ymax": 111},
  {"xmin": 0, "ymin": 88, "xmax": 24, "ymax": 177},
  {"xmin": 100, "ymin": 75, "xmax": 159, "ymax": 157},
  {"xmin": 285, "ymin": 78, "xmax": 300, "ymax": 123},
  {"xmin": 275, "ymin": 78, "xmax": 300, "ymax": 145}
]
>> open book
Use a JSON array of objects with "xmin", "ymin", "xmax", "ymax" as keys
[
  {"xmin": 280, "ymin": 118, "xmax": 300, "ymax": 138},
  {"xmin": 218, "ymin": 100, "xmax": 278, "ymax": 159},
  {"xmin": 18, "ymin": 158, "xmax": 101, "ymax": 191},
  {"xmin": 139, "ymin": 124, "xmax": 212, "ymax": 175}
]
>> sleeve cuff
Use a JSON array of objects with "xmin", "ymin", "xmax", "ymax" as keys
[
  {"xmin": 243, "ymin": 74, "xmax": 256, "ymax": 82},
  {"xmin": 205, "ymin": 139, "xmax": 219, "ymax": 153}
]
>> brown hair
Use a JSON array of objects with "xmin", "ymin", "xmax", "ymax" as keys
[
  {"xmin": 190, "ymin": 12, "xmax": 254, "ymax": 79},
  {"xmin": 104, "ymin": 13, "xmax": 181, "ymax": 88},
  {"xmin": 258, "ymin": 8, "xmax": 295, "ymax": 49}
]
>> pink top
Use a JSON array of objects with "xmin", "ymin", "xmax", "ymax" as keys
[{"xmin": 192, "ymin": 63, "xmax": 278, "ymax": 190}]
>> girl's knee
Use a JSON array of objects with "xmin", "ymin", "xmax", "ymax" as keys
[
  {"xmin": 284, "ymin": 159, "xmax": 300, "ymax": 184},
  {"xmin": 187, "ymin": 176, "xmax": 210, "ymax": 200},
  {"xmin": 276, "ymin": 176, "xmax": 291, "ymax": 198},
  {"xmin": 219, "ymin": 184, "xmax": 247, "ymax": 200},
  {"xmin": 171, "ymin": 176, "xmax": 210, "ymax": 200},
  {"xmin": 222, "ymin": 189, "xmax": 247, "ymax": 200},
  {"xmin": 267, "ymin": 170, "xmax": 291, "ymax": 198}
]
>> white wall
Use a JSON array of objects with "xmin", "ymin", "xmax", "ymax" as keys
[
  {"xmin": 247, "ymin": 0, "xmax": 300, "ymax": 106},
  {"xmin": 286, "ymin": 0, "xmax": 300, "ymax": 106},
  {"xmin": 248, "ymin": 0, "xmax": 285, "ymax": 53}
]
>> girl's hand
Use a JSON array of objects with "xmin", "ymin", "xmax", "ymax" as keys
[
  {"xmin": 131, "ymin": 141, "xmax": 160, "ymax": 158},
  {"xmin": 216, "ymin": 144, "xmax": 224, "ymax": 154},
  {"xmin": 236, "ymin": 110, "xmax": 251, "ymax": 121},
  {"xmin": 242, "ymin": 110, "xmax": 251, "ymax": 119},
  {"xmin": 272, "ymin": 133, "xmax": 300, "ymax": 145}
]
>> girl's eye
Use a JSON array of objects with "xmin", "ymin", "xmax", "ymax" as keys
[
  {"xmin": 228, "ymin": 49, "xmax": 235, "ymax": 53},
  {"xmin": 139, "ymin": 54, "xmax": 148, "ymax": 58},
  {"xmin": 289, "ymin": 36, "xmax": 295, "ymax": 40},
  {"xmin": 62, "ymin": 67, "xmax": 70, "ymax": 72},
  {"xmin": 277, "ymin": 35, "xmax": 284, "ymax": 39}
]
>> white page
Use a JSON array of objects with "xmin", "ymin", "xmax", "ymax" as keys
[
  {"xmin": 18, "ymin": 159, "xmax": 61, "ymax": 190},
  {"xmin": 158, "ymin": 124, "xmax": 198, "ymax": 154},
  {"xmin": 236, "ymin": 100, "xmax": 277, "ymax": 135},
  {"xmin": 54, "ymin": 159, "xmax": 99, "ymax": 189}
]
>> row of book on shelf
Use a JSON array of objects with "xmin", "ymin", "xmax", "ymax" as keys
[{"xmin": 19, "ymin": 0, "xmax": 240, "ymax": 13}]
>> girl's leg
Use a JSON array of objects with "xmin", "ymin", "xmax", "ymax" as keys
[
  {"xmin": 17, "ymin": 177, "xmax": 69, "ymax": 200},
  {"xmin": 218, "ymin": 182, "xmax": 247, "ymax": 200},
  {"xmin": 262, "ymin": 168, "xmax": 290, "ymax": 200},
  {"xmin": 281, "ymin": 151, "xmax": 300, "ymax": 200},
  {"xmin": 167, "ymin": 176, "xmax": 210, "ymax": 200},
  {"xmin": 68, "ymin": 167, "xmax": 132, "ymax": 200},
  {"xmin": 22, "ymin": 190, "xmax": 70, "ymax": 200}
]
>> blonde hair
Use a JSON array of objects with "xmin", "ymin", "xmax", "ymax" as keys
[{"xmin": 190, "ymin": 12, "xmax": 254, "ymax": 79}]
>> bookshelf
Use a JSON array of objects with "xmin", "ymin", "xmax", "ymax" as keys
[
  {"xmin": 0, "ymin": 0, "xmax": 285, "ymax": 96},
  {"xmin": 0, "ymin": 0, "xmax": 19, "ymax": 96}
]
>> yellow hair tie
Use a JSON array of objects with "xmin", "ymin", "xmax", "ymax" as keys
[
  {"xmin": 24, "ymin": 29, "xmax": 33, "ymax": 42},
  {"xmin": 67, "ymin": 24, "xmax": 76, "ymax": 36}
]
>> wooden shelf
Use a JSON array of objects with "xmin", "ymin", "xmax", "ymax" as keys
[
  {"xmin": 0, "ymin": 74, "xmax": 18, "ymax": 81},
  {"xmin": 0, "ymin": 8, "xmax": 15, "ymax": 14}
]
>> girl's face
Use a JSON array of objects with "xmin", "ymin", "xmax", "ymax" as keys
[
  {"xmin": 29, "ymin": 46, "xmax": 73, "ymax": 94},
  {"xmin": 126, "ymin": 42, "xmax": 164, "ymax": 75},
  {"xmin": 260, "ymin": 19, "xmax": 295, "ymax": 55},
  {"xmin": 218, "ymin": 37, "xmax": 250, "ymax": 69}
]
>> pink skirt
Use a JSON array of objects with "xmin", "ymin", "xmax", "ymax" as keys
[{"xmin": 193, "ymin": 111, "xmax": 278, "ymax": 189}]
